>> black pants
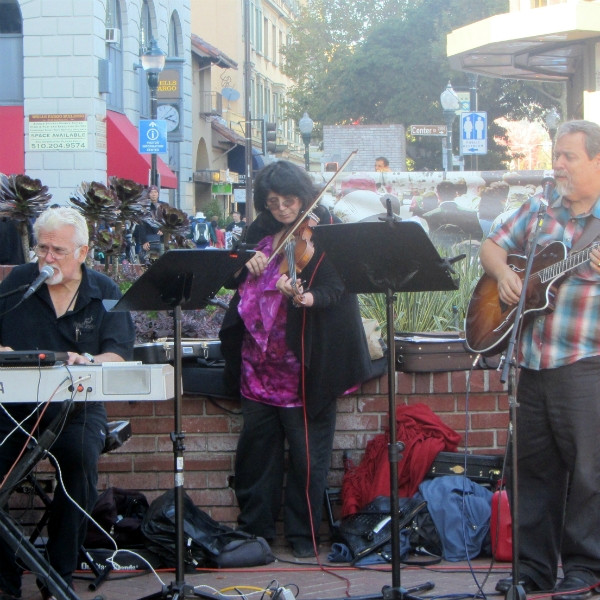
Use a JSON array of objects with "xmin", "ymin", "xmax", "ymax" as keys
[
  {"xmin": 234, "ymin": 397, "xmax": 337, "ymax": 544},
  {"xmin": 0, "ymin": 402, "xmax": 106, "ymax": 597},
  {"xmin": 516, "ymin": 358, "xmax": 600, "ymax": 590}
]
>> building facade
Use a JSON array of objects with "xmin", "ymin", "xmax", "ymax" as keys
[{"xmin": 0, "ymin": 0, "xmax": 194, "ymax": 211}]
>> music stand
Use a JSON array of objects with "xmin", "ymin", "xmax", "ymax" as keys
[
  {"xmin": 110, "ymin": 248, "xmax": 253, "ymax": 600},
  {"xmin": 314, "ymin": 214, "xmax": 462, "ymax": 600}
]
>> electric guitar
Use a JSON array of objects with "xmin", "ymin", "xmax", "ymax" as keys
[{"xmin": 465, "ymin": 241, "xmax": 600, "ymax": 356}]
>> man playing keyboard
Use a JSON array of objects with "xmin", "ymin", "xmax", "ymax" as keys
[{"xmin": 0, "ymin": 207, "xmax": 134, "ymax": 600}]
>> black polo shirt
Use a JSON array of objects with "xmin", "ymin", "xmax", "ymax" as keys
[{"xmin": 0, "ymin": 262, "xmax": 134, "ymax": 359}]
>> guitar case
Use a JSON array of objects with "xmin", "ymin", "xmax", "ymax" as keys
[
  {"xmin": 426, "ymin": 451, "xmax": 504, "ymax": 487},
  {"xmin": 395, "ymin": 332, "xmax": 500, "ymax": 373}
]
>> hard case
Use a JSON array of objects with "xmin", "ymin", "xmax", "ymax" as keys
[
  {"xmin": 395, "ymin": 332, "xmax": 500, "ymax": 372},
  {"xmin": 133, "ymin": 338, "xmax": 222, "ymax": 364},
  {"xmin": 426, "ymin": 452, "xmax": 504, "ymax": 486}
]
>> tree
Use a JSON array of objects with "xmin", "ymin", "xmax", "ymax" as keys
[{"xmin": 282, "ymin": 0, "xmax": 563, "ymax": 170}]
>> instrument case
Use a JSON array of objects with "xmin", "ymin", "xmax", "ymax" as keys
[
  {"xmin": 395, "ymin": 332, "xmax": 499, "ymax": 372},
  {"xmin": 133, "ymin": 338, "xmax": 223, "ymax": 364},
  {"xmin": 426, "ymin": 452, "xmax": 504, "ymax": 486}
]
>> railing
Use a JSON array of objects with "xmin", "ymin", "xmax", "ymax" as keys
[{"xmin": 199, "ymin": 92, "xmax": 223, "ymax": 116}]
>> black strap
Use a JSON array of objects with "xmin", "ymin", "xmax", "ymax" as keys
[{"xmin": 570, "ymin": 215, "xmax": 600, "ymax": 254}]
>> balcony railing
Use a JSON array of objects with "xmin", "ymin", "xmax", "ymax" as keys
[{"xmin": 199, "ymin": 92, "xmax": 223, "ymax": 117}]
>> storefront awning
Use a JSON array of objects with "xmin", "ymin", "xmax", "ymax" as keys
[
  {"xmin": 0, "ymin": 106, "xmax": 24, "ymax": 175},
  {"xmin": 106, "ymin": 110, "xmax": 177, "ymax": 189},
  {"xmin": 447, "ymin": 2, "xmax": 600, "ymax": 81}
]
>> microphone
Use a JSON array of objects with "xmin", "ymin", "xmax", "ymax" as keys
[
  {"xmin": 541, "ymin": 176, "xmax": 556, "ymax": 205},
  {"xmin": 23, "ymin": 265, "xmax": 55, "ymax": 300}
]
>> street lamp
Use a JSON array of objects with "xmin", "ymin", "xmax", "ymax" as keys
[
  {"xmin": 440, "ymin": 81, "xmax": 460, "ymax": 172},
  {"xmin": 298, "ymin": 112, "xmax": 314, "ymax": 171},
  {"xmin": 141, "ymin": 38, "xmax": 166, "ymax": 187},
  {"xmin": 545, "ymin": 107, "xmax": 561, "ymax": 160}
]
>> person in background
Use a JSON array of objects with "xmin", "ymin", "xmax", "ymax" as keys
[
  {"xmin": 219, "ymin": 160, "xmax": 373, "ymax": 559},
  {"xmin": 436, "ymin": 180, "xmax": 458, "ymax": 204},
  {"xmin": 374, "ymin": 157, "xmax": 391, "ymax": 172},
  {"xmin": 0, "ymin": 207, "xmax": 134, "ymax": 600},
  {"xmin": 226, "ymin": 211, "xmax": 245, "ymax": 246},
  {"xmin": 209, "ymin": 215, "xmax": 225, "ymax": 248},
  {"xmin": 140, "ymin": 185, "xmax": 165, "ymax": 257}
]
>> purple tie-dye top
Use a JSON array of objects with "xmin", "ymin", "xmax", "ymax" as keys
[{"xmin": 238, "ymin": 236, "xmax": 302, "ymax": 407}]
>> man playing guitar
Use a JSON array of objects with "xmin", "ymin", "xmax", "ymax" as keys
[{"xmin": 481, "ymin": 120, "xmax": 600, "ymax": 600}]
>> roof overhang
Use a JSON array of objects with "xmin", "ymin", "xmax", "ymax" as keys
[
  {"xmin": 191, "ymin": 34, "xmax": 238, "ymax": 70},
  {"xmin": 447, "ymin": 2, "xmax": 600, "ymax": 81}
]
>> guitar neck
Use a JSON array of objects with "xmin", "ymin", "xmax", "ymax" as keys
[{"xmin": 539, "ymin": 242, "xmax": 600, "ymax": 283}]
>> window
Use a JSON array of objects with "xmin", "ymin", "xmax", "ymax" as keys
[
  {"xmin": 272, "ymin": 24, "xmax": 277, "ymax": 63},
  {"xmin": 0, "ymin": 0, "xmax": 23, "ymax": 104},
  {"xmin": 105, "ymin": 0, "xmax": 123, "ymax": 112},
  {"xmin": 257, "ymin": 81, "xmax": 264, "ymax": 116},
  {"xmin": 168, "ymin": 12, "xmax": 181, "ymax": 57},
  {"xmin": 264, "ymin": 17, "xmax": 269, "ymax": 57}
]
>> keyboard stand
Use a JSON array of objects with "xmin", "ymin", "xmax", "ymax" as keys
[{"xmin": 0, "ymin": 399, "xmax": 81, "ymax": 600}]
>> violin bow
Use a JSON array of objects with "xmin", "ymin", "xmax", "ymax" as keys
[{"xmin": 267, "ymin": 149, "xmax": 358, "ymax": 266}]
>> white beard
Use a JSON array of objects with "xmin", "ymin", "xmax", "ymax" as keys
[{"xmin": 46, "ymin": 267, "xmax": 63, "ymax": 286}]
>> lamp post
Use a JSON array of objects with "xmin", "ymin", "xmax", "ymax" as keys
[
  {"xmin": 545, "ymin": 107, "xmax": 561, "ymax": 161},
  {"xmin": 440, "ymin": 81, "xmax": 460, "ymax": 172},
  {"xmin": 299, "ymin": 112, "xmax": 314, "ymax": 171},
  {"xmin": 141, "ymin": 38, "xmax": 166, "ymax": 187}
]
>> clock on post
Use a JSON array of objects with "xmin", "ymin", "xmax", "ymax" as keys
[{"xmin": 157, "ymin": 103, "xmax": 181, "ymax": 134}]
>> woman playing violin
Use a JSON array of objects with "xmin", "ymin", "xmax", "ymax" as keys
[{"xmin": 219, "ymin": 161, "xmax": 373, "ymax": 558}]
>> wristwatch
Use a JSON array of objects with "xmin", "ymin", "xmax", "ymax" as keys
[{"xmin": 82, "ymin": 353, "xmax": 95, "ymax": 363}]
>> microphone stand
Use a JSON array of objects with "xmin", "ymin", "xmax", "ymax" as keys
[{"xmin": 500, "ymin": 179, "xmax": 554, "ymax": 600}]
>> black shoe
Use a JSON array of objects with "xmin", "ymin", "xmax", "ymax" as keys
[
  {"xmin": 495, "ymin": 574, "xmax": 542, "ymax": 594},
  {"xmin": 552, "ymin": 575, "xmax": 595, "ymax": 600},
  {"xmin": 291, "ymin": 539, "xmax": 316, "ymax": 559}
]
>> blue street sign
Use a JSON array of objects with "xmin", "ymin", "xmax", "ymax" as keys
[
  {"xmin": 139, "ymin": 120, "xmax": 168, "ymax": 154},
  {"xmin": 460, "ymin": 111, "xmax": 487, "ymax": 155}
]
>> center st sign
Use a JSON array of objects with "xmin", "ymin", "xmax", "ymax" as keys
[{"xmin": 410, "ymin": 125, "xmax": 447, "ymax": 136}]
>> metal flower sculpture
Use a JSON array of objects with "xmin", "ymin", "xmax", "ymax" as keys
[{"xmin": 0, "ymin": 174, "xmax": 52, "ymax": 262}]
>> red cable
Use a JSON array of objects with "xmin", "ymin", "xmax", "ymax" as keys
[{"xmin": 297, "ymin": 251, "xmax": 352, "ymax": 596}]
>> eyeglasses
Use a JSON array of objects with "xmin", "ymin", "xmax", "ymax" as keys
[
  {"xmin": 34, "ymin": 245, "xmax": 81, "ymax": 260},
  {"xmin": 265, "ymin": 195, "xmax": 299, "ymax": 210}
]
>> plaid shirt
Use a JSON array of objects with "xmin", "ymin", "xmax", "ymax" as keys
[{"xmin": 488, "ymin": 193, "xmax": 600, "ymax": 370}]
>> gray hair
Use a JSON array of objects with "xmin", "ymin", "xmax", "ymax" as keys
[
  {"xmin": 556, "ymin": 120, "xmax": 600, "ymax": 159},
  {"xmin": 34, "ymin": 207, "xmax": 89, "ymax": 252}
]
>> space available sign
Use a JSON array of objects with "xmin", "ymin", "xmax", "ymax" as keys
[{"xmin": 28, "ymin": 114, "xmax": 88, "ymax": 150}]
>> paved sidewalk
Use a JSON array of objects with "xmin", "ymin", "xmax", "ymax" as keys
[{"xmin": 19, "ymin": 542, "xmax": 519, "ymax": 600}]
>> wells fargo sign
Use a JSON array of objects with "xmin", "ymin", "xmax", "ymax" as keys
[{"xmin": 157, "ymin": 69, "xmax": 181, "ymax": 99}]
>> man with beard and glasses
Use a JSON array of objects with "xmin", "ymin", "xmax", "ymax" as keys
[
  {"xmin": 480, "ymin": 120, "xmax": 600, "ymax": 600},
  {"xmin": 0, "ymin": 207, "xmax": 134, "ymax": 600}
]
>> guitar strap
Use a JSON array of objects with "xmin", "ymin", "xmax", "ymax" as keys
[{"xmin": 569, "ymin": 215, "xmax": 600, "ymax": 254}]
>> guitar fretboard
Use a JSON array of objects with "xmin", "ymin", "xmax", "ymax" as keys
[{"xmin": 537, "ymin": 242, "xmax": 600, "ymax": 283}]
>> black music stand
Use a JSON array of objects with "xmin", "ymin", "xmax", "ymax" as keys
[
  {"xmin": 110, "ymin": 248, "xmax": 253, "ymax": 600},
  {"xmin": 314, "ymin": 214, "xmax": 462, "ymax": 600}
]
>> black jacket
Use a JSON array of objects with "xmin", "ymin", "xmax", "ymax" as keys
[{"xmin": 219, "ymin": 215, "xmax": 373, "ymax": 418}]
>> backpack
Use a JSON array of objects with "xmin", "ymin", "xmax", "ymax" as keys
[
  {"xmin": 192, "ymin": 220, "xmax": 211, "ymax": 244},
  {"xmin": 84, "ymin": 487, "xmax": 149, "ymax": 548}
]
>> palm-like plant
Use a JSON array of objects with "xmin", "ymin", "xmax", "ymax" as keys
[
  {"xmin": 154, "ymin": 204, "xmax": 192, "ymax": 248},
  {"xmin": 69, "ymin": 182, "xmax": 119, "ymax": 256},
  {"xmin": 0, "ymin": 174, "xmax": 52, "ymax": 262}
]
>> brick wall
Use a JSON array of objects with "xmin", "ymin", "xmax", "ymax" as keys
[{"xmin": 76, "ymin": 369, "xmax": 508, "ymax": 529}]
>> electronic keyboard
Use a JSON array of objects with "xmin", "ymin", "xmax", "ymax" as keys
[{"xmin": 0, "ymin": 362, "xmax": 174, "ymax": 403}]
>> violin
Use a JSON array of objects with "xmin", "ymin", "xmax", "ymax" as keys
[{"xmin": 267, "ymin": 151, "xmax": 358, "ymax": 303}]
